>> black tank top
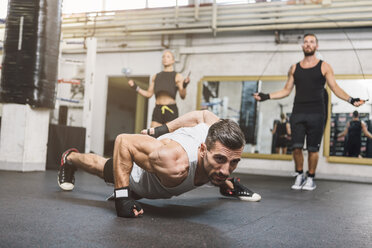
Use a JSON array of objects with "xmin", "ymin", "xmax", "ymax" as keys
[
  {"xmin": 348, "ymin": 120, "xmax": 362, "ymax": 143},
  {"xmin": 293, "ymin": 60, "xmax": 326, "ymax": 114},
  {"xmin": 277, "ymin": 122, "xmax": 288, "ymax": 136},
  {"xmin": 154, "ymin": 71, "xmax": 178, "ymax": 99}
]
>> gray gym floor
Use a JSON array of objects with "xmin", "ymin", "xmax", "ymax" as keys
[{"xmin": 1, "ymin": 169, "xmax": 371, "ymax": 248}]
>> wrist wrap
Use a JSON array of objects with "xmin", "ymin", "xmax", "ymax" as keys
[
  {"xmin": 258, "ymin": 92, "xmax": 270, "ymax": 101},
  {"xmin": 114, "ymin": 187, "xmax": 142, "ymax": 218},
  {"xmin": 348, "ymin": 97, "xmax": 360, "ymax": 105},
  {"xmin": 147, "ymin": 124, "xmax": 169, "ymax": 138}
]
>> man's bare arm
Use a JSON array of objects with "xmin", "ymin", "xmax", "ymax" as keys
[
  {"xmin": 113, "ymin": 133, "xmax": 168, "ymax": 217},
  {"xmin": 113, "ymin": 134, "xmax": 165, "ymax": 188},
  {"xmin": 253, "ymin": 64, "xmax": 295, "ymax": 101},
  {"xmin": 323, "ymin": 63, "xmax": 350, "ymax": 101},
  {"xmin": 323, "ymin": 62, "xmax": 364, "ymax": 107},
  {"xmin": 361, "ymin": 122, "xmax": 372, "ymax": 139},
  {"xmin": 270, "ymin": 65, "xmax": 296, "ymax": 99},
  {"xmin": 338, "ymin": 123, "xmax": 349, "ymax": 138}
]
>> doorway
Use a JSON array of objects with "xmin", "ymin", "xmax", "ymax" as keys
[{"xmin": 104, "ymin": 76, "xmax": 149, "ymax": 157}]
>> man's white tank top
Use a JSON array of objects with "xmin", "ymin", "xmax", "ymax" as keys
[{"xmin": 129, "ymin": 123, "xmax": 209, "ymax": 199}]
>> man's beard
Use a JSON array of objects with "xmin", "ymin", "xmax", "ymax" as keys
[
  {"xmin": 208, "ymin": 175, "xmax": 223, "ymax": 186},
  {"xmin": 208, "ymin": 172, "xmax": 228, "ymax": 186},
  {"xmin": 209, "ymin": 176, "xmax": 220, "ymax": 186},
  {"xmin": 303, "ymin": 49, "xmax": 316, "ymax": 57}
]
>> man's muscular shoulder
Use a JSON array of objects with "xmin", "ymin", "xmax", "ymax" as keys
[
  {"xmin": 289, "ymin": 64, "xmax": 296, "ymax": 76},
  {"xmin": 149, "ymin": 139, "xmax": 190, "ymax": 187},
  {"xmin": 154, "ymin": 139, "xmax": 185, "ymax": 160},
  {"xmin": 321, "ymin": 61, "xmax": 332, "ymax": 76}
]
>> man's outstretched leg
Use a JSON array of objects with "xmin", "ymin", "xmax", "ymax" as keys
[{"xmin": 58, "ymin": 148, "xmax": 108, "ymax": 191}]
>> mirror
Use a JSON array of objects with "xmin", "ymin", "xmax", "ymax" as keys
[
  {"xmin": 197, "ymin": 76, "xmax": 294, "ymax": 160},
  {"xmin": 325, "ymin": 76, "xmax": 372, "ymax": 165}
]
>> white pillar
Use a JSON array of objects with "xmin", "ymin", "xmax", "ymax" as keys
[
  {"xmin": 83, "ymin": 38, "xmax": 97, "ymax": 153},
  {"xmin": 0, "ymin": 104, "xmax": 50, "ymax": 171}
]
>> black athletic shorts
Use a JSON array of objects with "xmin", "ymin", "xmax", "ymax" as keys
[
  {"xmin": 103, "ymin": 158, "xmax": 114, "ymax": 184},
  {"xmin": 152, "ymin": 104, "xmax": 179, "ymax": 124},
  {"xmin": 290, "ymin": 113, "xmax": 325, "ymax": 152},
  {"xmin": 276, "ymin": 136, "xmax": 287, "ymax": 148},
  {"xmin": 345, "ymin": 140, "xmax": 361, "ymax": 157}
]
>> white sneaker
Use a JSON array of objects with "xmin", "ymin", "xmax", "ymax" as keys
[
  {"xmin": 302, "ymin": 177, "xmax": 316, "ymax": 191},
  {"xmin": 291, "ymin": 173, "xmax": 305, "ymax": 190}
]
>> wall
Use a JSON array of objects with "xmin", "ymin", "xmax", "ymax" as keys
[{"xmin": 60, "ymin": 28, "xmax": 372, "ymax": 182}]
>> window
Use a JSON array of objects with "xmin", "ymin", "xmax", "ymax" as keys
[
  {"xmin": 62, "ymin": 0, "xmax": 102, "ymax": 13},
  {"xmin": 147, "ymin": 0, "xmax": 188, "ymax": 8},
  {"xmin": 0, "ymin": 0, "xmax": 8, "ymax": 19},
  {"xmin": 105, "ymin": 0, "xmax": 188, "ymax": 11}
]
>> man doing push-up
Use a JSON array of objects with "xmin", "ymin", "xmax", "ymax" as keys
[{"xmin": 58, "ymin": 110, "xmax": 261, "ymax": 218}]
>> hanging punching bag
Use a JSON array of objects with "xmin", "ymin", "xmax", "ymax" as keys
[{"xmin": 0, "ymin": 0, "xmax": 62, "ymax": 108}]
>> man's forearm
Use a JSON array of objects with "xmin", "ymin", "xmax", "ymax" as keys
[
  {"xmin": 332, "ymin": 84, "xmax": 350, "ymax": 102},
  {"xmin": 366, "ymin": 132, "xmax": 372, "ymax": 139},
  {"xmin": 362, "ymin": 125, "xmax": 372, "ymax": 139},
  {"xmin": 113, "ymin": 159, "xmax": 132, "ymax": 188},
  {"xmin": 269, "ymin": 89, "xmax": 291, "ymax": 100}
]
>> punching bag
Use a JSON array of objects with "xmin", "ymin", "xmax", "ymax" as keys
[{"xmin": 0, "ymin": 0, "xmax": 62, "ymax": 108}]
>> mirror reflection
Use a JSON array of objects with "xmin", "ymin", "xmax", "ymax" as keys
[
  {"xmin": 329, "ymin": 79, "xmax": 372, "ymax": 159},
  {"xmin": 199, "ymin": 78, "xmax": 295, "ymax": 156}
]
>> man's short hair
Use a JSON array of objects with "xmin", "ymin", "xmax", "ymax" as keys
[
  {"xmin": 353, "ymin": 110, "xmax": 359, "ymax": 118},
  {"xmin": 304, "ymin": 33, "xmax": 318, "ymax": 44},
  {"xmin": 205, "ymin": 119, "xmax": 245, "ymax": 150}
]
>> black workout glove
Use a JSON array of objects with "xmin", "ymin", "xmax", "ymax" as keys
[
  {"xmin": 114, "ymin": 187, "xmax": 142, "ymax": 218},
  {"xmin": 147, "ymin": 124, "xmax": 169, "ymax": 138},
  {"xmin": 258, "ymin": 92, "xmax": 270, "ymax": 101},
  {"xmin": 348, "ymin": 97, "xmax": 360, "ymax": 105}
]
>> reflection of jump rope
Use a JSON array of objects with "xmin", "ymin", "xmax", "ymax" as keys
[
  {"xmin": 256, "ymin": 43, "xmax": 280, "ymax": 83},
  {"xmin": 366, "ymin": 90, "xmax": 370, "ymax": 103},
  {"xmin": 186, "ymin": 71, "xmax": 191, "ymax": 78}
]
